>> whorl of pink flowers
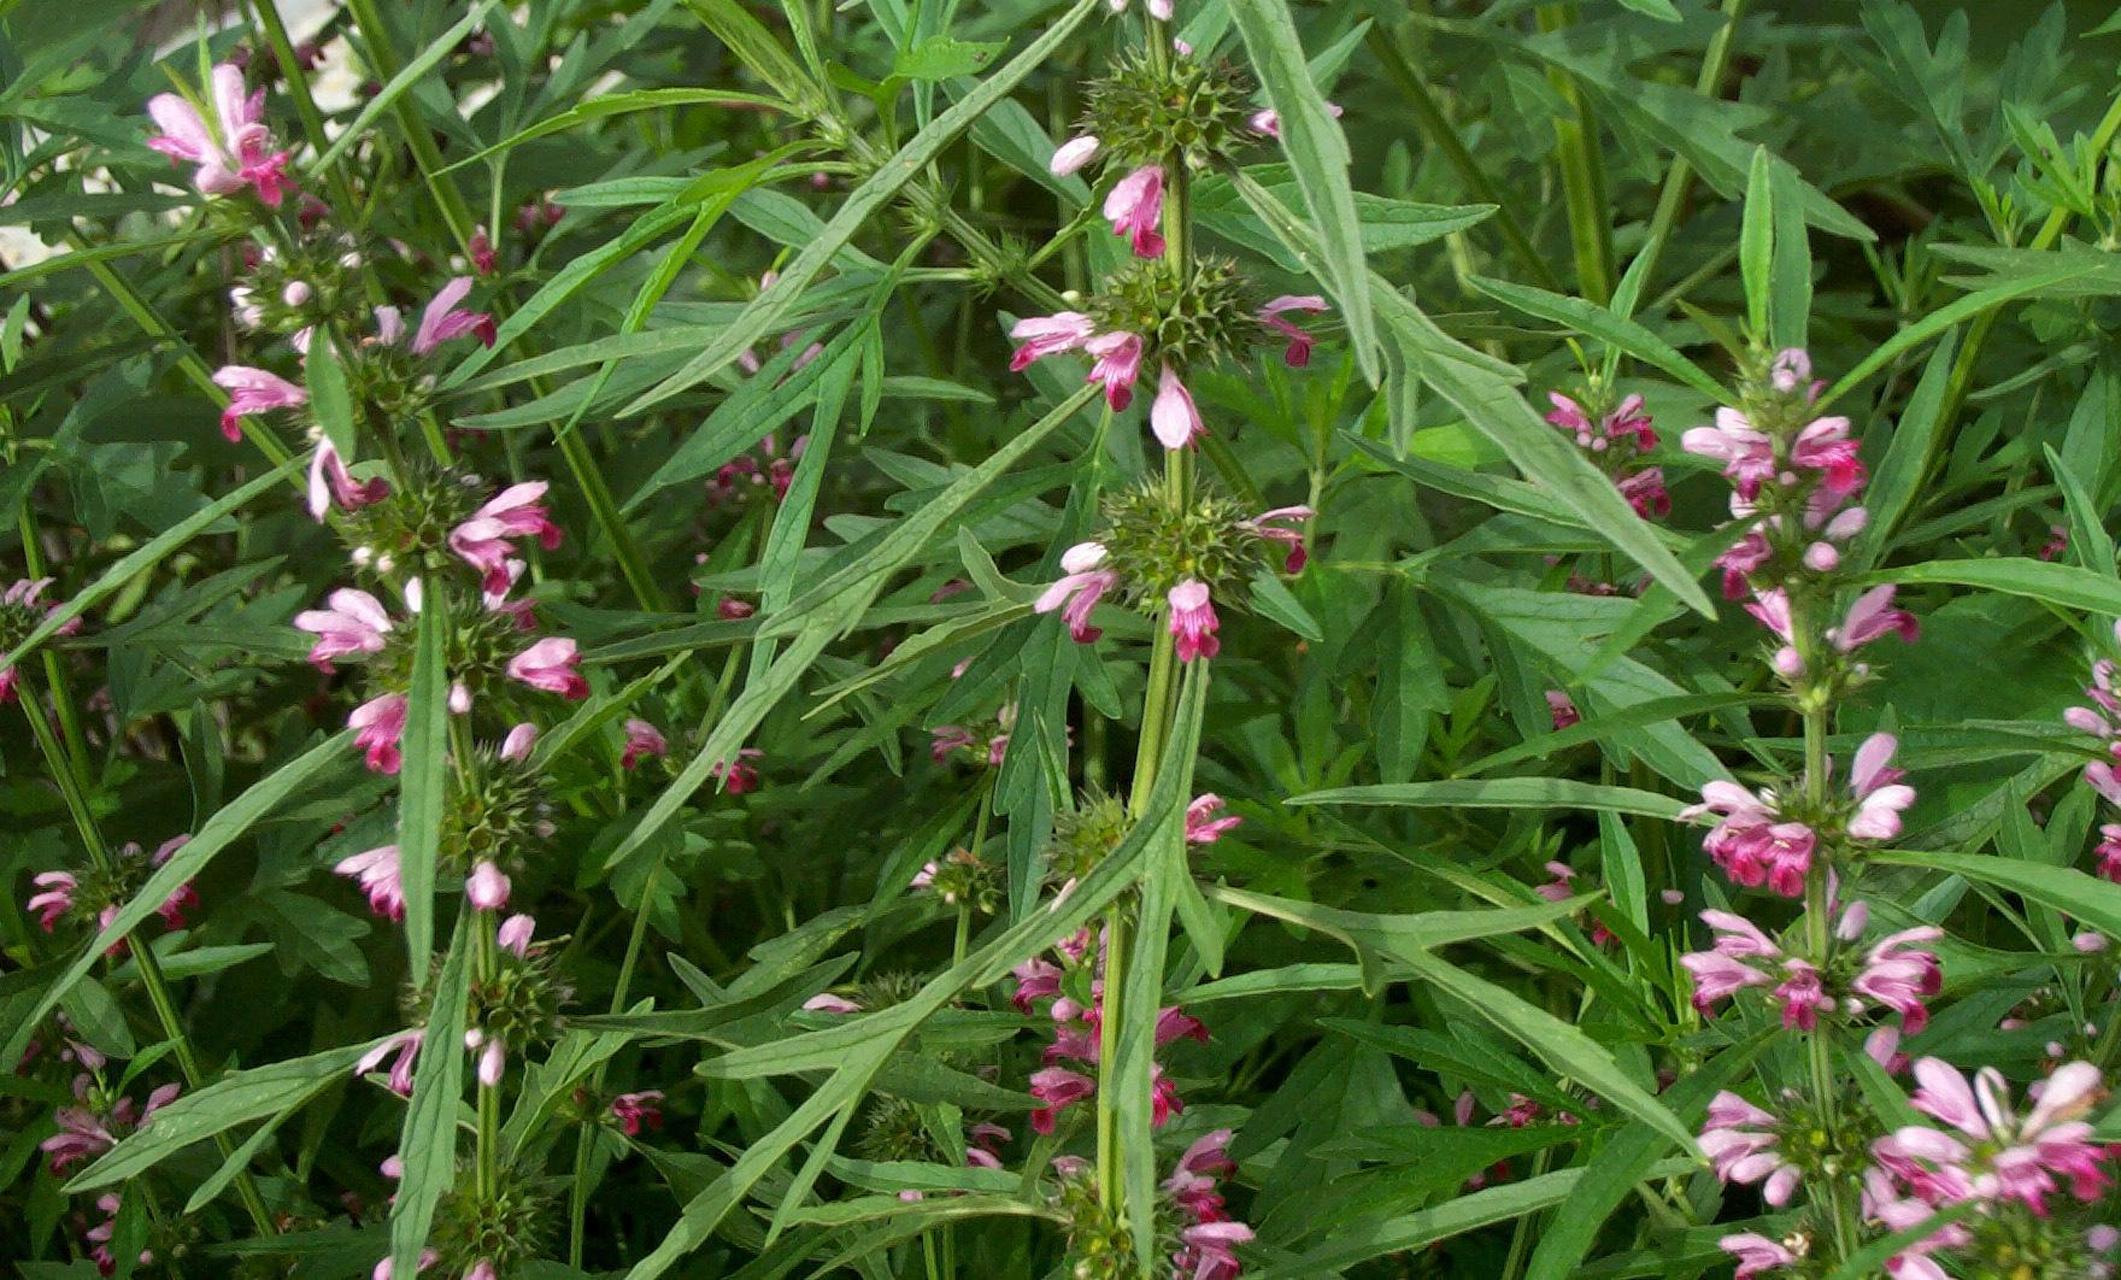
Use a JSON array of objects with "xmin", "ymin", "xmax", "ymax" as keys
[
  {"xmin": 1700, "ymin": 1091, "xmax": 1802, "ymax": 1206},
  {"xmin": 450, "ymin": 481, "xmax": 561, "ymax": 597},
  {"xmin": 1682, "ymin": 780, "xmax": 1814, "ymax": 898},
  {"xmin": 212, "ymin": 365, "xmax": 306, "ymax": 444}
]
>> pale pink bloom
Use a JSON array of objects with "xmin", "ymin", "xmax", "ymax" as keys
[
  {"xmin": 294, "ymin": 588, "xmax": 393, "ymax": 672},
  {"xmin": 335, "ymin": 844, "xmax": 407, "ymax": 921},
  {"xmin": 1769, "ymin": 348, "xmax": 1812, "ymax": 394},
  {"xmin": 1103, "ymin": 165, "xmax": 1166, "ymax": 258},
  {"xmin": 1719, "ymin": 1233, "xmax": 1796, "ymax": 1279},
  {"xmin": 1544, "ymin": 688, "xmax": 1581, "ymax": 729},
  {"xmin": 1832, "ymin": 584, "xmax": 1919, "ymax": 652},
  {"xmin": 1185, "ymin": 794, "xmax": 1242, "ymax": 845},
  {"xmin": 1168, "ymin": 579, "xmax": 1219, "ymax": 663},
  {"xmin": 1034, "ymin": 542, "xmax": 1118, "ymax": 644},
  {"xmin": 710, "ymin": 747, "xmax": 765, "ymax": 794},
  {"xmin": 212, "ymin": 365, "xmax": 306, "ymax": 443},
  {"xmin": 355, "ymin": 1029, "xmax": 423, "ymax": 1096},
  {"xmin": 449, "ymin": 680, "xmax": 475, "ymax": 715},
  {"xmin": 1618, "ymin": 468, "xmax": 1670, "ymax": 519},
  {"xmin": 27, "ymin": 870, "xmax": 76, "ymax": 931},
  {"xmin": 1145, "ymin": 0, "xmax": 1172, "ymax": 18},
  {"xmin": 909, "ymin": 861, "xmax": 938, "ymax": 891},
  {"xmin": 464, "ymin": 1262, "xmax": 496, "ymax": 1280},
  {"xmin": 611, "ymin": 1090, "xmax": 665, "ymax": 1135},
  {"xmin": 464, "ymin": 1029, "xmax": 505, "ymax": 1087},
  {"xmin": 501, "ymin": 723, "xmax": 538, "ymax": 762},
  {"xmin": 1249, "ymin": 102, "xmax": 1343, "ymax": 139},
  {"xmin": 1715, "ymin": 531, "xmax": 1772, "ymax": 600},
  {"xmin": 1681, "ymin": 407, "xmax": 1777, "ymax": 500},
  {"xmin": 1683, "ymin": 779, "xmax": 1813, "ymax": 897},
  {"xmin": 465, "ymin": 861, "xmax": 510, "ymax": 911},
  {"xmin": 1009, "ymin": 311, "xmax": 1096, "ymax": 371},
  {"xmin": 410, "ymin": 278, "xmax": 496, "ymax": 356},
  {"xmin": 450, "ymin": 482, "xmax": 561, "ymax": 596},
  {"xmin": 144, "ymin": 64, "xmax": 293, "ymax": 206},
  {"xmin": 507, "ymin": 637, "xmax": 588, "ymax": 699},
  {"xmin": 1701, "ymin": 1091, "xmax": 1800, "ymax": 1206},
  {"xmin": 2075, "ymin": 931, "xmax": 2109, "ymax": 953},
  {"xmin": 1852, "ymin": 927, "xmax": 1944, "ymax": 1034},
  {"xmin": 1802, "ymin": 540, "xmax": 1839, "ymax": 572},
  {"xmin": 1049, "ymin": 135, "xmax": 1100, "ymax": 176},
  {"xmin": 307, "ymin": 440, "xmax": 390, "ymax": 521},
  {"xmin": 1238, "ymin": 505, "xmax": 1313, "ymax": 573},
  {"xmin": 1679, "ymin": 910, "xmax": 1778, "ymax": 1011},
  {"xmin": 1084, "ymin": 331, "xmax": 1145, "ymax": 410},
  {"xmin": 1898, "ymin": 1056, "xmax": 2112, "ymax": 1213},
  {"xmin": 349, "ymin": 693, "xmax": 409, "ymax": 774},
  {"xmin": 1151, "ymin": 1063, "xmax": 1185, "ymax": 1127},
  {"xmin": 1847, "ymin": 733, "xmax": 1915, "ymax": 841},
  {"xmin": 1030, "ymin": 1066, "xmax": 1096, "ymax": 1134},
  {"xmin": 371, "ymin": 1247, "xmax": 439, "ymax": 1280},
  {"xmin": 1011, "ymin": 957, "xmax": 1063, "ymax": 1012},
  {"xmin": 803, "ymin": 993, "xmax": 861, "ymax": 1014},
  {"xmin": 1178, "ymin": 1220, "xmax": 1252, "ymax": 1280},
  {"xmin": 41, "ymin": 1105, "xmax": 120, "ymax": 1173},
  {"xmin": 1150, "ymin": 364, "xmax": 1204, "ymax": 449},
  {"xmin": 1163, "ymin": 1128, "xmax": 1236, "ymax": 1219},
  {"xmin": 930, "ymin": 725, "xmax": 977, "ymax": 762},
  {"xmin": 1257, "ymin": 294, "xmax": 1329, "ymax": 367},
  {"xmin": 621, "ymin": 718, "xmax": 669, "ymax": 770},
  {"xmin": 497, "ymin": 913, "xmax": 534, "ymax": 957}
]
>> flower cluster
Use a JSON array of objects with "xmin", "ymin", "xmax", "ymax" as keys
[
  {"xmin": 2065, "ymin": 624, "xmax": 2121, "ymax": 882},
  {"xmin": 1012, "ymin": 927, "xmax": 1205, "ymax": 1134},
  {"xmin": 0, "ymin": 577, "xmax": 82, "ymax": 704},
  {"xmin": 145, "ymin": 63, "xmax": 294, "ymax": 208},
  {"xmin": 1681, "ymin": 732, "xmax": 1914, "ymax": 899},
  {"xmin": 1547, "ymin": 388, "xmax": 1668, "ymax": 518},
  {"xmin": 25, "ymin": 835, "xmax": 198, "ymax": 956},
  {"xmin": 1050, "ymin": 1129, "xmax": 1253, "ymax": 1280},
  {"xmin": 1682, "ymin": 901, "xmax": 1942, "ymax": 1034}
]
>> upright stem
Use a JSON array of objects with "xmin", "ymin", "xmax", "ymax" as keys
[
  {"xmin": 1793, "ymin": 602, "xmax": 1853, "ymax": 1261},
  {"xmin": 475, "ymin": 919, "xmax": 500, "ymax": 1201},
  {"xmin": 1537, "ymin": 5, "xmax": 1614, "ymax": 305}
]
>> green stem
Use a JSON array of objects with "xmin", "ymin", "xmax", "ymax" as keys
[
  {"xmin": 1094, "ymin": 901, "xmax": 1130, "ymax": 1212},
  {"xmin": 1538, "ymin": 5, "xmax": 1614, "ymax": 304},
  {"xmin": 475, "ymin": 918, "xmax": 499, "ymax": 1201},
  {"xmin": 338, "ymin": 0, "xmax": 476, "ymax": 251},
  {"xmin": 1794, "ymin": 604, "xmax": 1853, "ymax": 1261}
]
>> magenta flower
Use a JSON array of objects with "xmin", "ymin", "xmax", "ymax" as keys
[
  {"xmin": 2097, "ymin": 823, "xmax": 2121, "ymax": 883},
  {"xmin": 621, "ymin": 718, "xmax": 669, "ymax": 770},
  {"xmin": 1617, "ymin": 468, "xmax": 1670, "ymax": 519},
  {"xmin": 1177, "ymin": 1220, "xmax": 1252, "ymax": 1280},
  {"xmin": 1250, "ymin": 101, "xmax": 1343, "ymax": 139},
  {"xmin": 1831, "ymin": 585, "xmax": 1919, "ymax": 653},
  {"xmin": 1239, "ymin": 505, "xmax": 1313, "ymax": 573},
  {"xmin": 1701, "ymin": 1091, "xmax": 1801, "ymax": 1205},
  {"xmin": 1679, "ymin": 910, "xmax": 1779, "ymax": 1011},
  {"xmin": 1890, "ymin": 1057, "xmax": 2112, "ymax": 1214},
  {"xmin": 307, "ymin": 440, "xmax": 391, "ymax": 521},
  {"xmin": 1009, "ymin": 311, "xmax": 1096, "ymax": 371},
  {"xmin": 1150, "ymin": 364, "xmax": 1204, "ymax": 450},
  {"xmin": 1011, "ymin": 957, "xmax": 1063, "ymax": 1012},
  {"xmin": 1168, "ymin": 579, "xmax": 1220, "ymax": 663},
  {"xmin": 1156, "ymin": 1006, "xmax": 1211, "ymax": 1047},
  {"xmin": 1034, "ymin": 542, "xmax": 1118, "ymax": 643},
  {"xmin": 410, "ymin": 278, "xmax": 496, "ymax": 355},
  {"xmin": 41, "ymin": 1105, "xmax": 118, "ymax": 1174},
  {"xmin": 1715, "ymin": 531, "xmax": 1773, "ymax": 601},
  {"xmin": 1847, "ymin": 732, "xmax": 1916, "ymax": 841},
  {"xmin": 348, "ymin": 693, "xmax": 409, "ymax": 774},
  {"xmin": 1049, "ymin": 135, "xmax": 1101, "ymax": 176},
  {"xmin": 27, "ymin": 871, "xmax": 76, "ymax": 931},
  {"xmin": 1681, "ymin": 408, "xmax": 1777, "ymax": 501},
  {"xmin": 1030, "ymin": 1066, "xmax": 1096, "ymax": 1134},
  {"xmin": 1085, "ymin": 330, "xmax": 1146, "ymax": 410},
  {"xmin": 294, "ymin": 588, "xmax": 394, "ymax": 672},
  {"xmin": 1185, "ymin": 794, "xmax": 1242, "ymax": 845},
  {"xmin": 1683, "ymin": 779, "xmax": 1813, "ymax": 897},
  {"xmin": 144, "ymin": 64, "xmax": 292, "ymax": 206},
  {"xmin": 1852, "ymin": 927, "xmax": 1944, "ymax": 1034},
  {"xmin": 1773, "ymin": 960, "xmax": 1831, "ymax": 1030},
  {"xmin": 335, "ymin": 844, "xmax": 406, "ymax": 921},
  {"xmin": 611, "ymin": 1090, "xmax": 665, "ymax": 1136},
  {"xmin": 507, "ymin": 637, "xmax": 588, "ymax": 700},
  {"xmin": 1719, "ymin": 1233, "xmax": 1796, "ymax": 1280},
  {"xmin": 1544, "ymin": 689, "xmax": 1581, "ymax": 730},
  {"xmin": 1258, "ymin": 294, "xmax": 1329, "ymax": 367},
  {"xmin": 710, "ymin": 747, "xmax": 765, "ymax": 794},
  {"xmin": 450, "ymin": 481, "xmax": 561, "ymax": 597},
  {"xmin": 354, "ymin": 1029, "xmax": 423, "ymax": 1097},
  {"xmin": 1164, "ymin": 1128, "xmax": 1236, "ymax": 1219},
  {"xmin": 465, "ymin": 861, "xmax": 510, "ymax": 911},
  {"xmin": 212, "ymin": 365, "xmax": 306, "ymax": 444},
  {"xmin": 1151, "ymin": 1063, "xmax": 1184, "ymax": 1127},
  {"xmin": 1103, "ymin": 165, "xmax": 1166, "ymax": 258},
  {"xmin": 1790, "ymin": 415, "xmax": 1865, "ymax": 495}
]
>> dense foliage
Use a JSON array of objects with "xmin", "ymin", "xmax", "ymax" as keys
[{"xmin": 10, "ymin": 0, "xmax": 2121, "ymax": 1276}]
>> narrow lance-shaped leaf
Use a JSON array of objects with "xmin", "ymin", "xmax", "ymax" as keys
[{"xmin": 391, "ymin": 913, "xmax": 473, "ymax": 1279}]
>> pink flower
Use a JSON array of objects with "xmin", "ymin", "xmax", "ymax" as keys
[
  {"xmin": 1701, "ymin": 1091, "xmax": 1801, "ymax": 1205},
  {"xmin": 1716, "ymin": 531, "xmax": 1773, "ymax": 601},
  {"xmin": 611, "ymin": 1091, "xmax": 665, "ymax": 1136},
  {"xmin": 1258, "ymin": 294, "xmax": 1329, "ymax": 367},
  {"xmin": 1034, "ymin": 542, "xmax": 1118, "ymax": 643},
  {"xmin": 1185, "ymin": 794, "xmax": 1242, "ymax": 845},
  {"xmin": 803, "ymin": 993, "xmax": 862, "ymax": 1014},
  {"xmin": 355, "ymin": 1029, "xmax": 423, "ymax": 1097},
  {"xmin": 1151, "ymin": 1064, "xmax": 1184, "ymax": 1127},
  {"xmin": 335, "ymin": 844, "xmax": 406, "ymax": 921},
  {"xmin": 465, "ymin": 861, "xmax": 510, "ymax": 911},
  {"xmin": 1168, "ymin": 579, "xmax": 1219, "ymax": 663},
  {"xmin": 1679, "ymin": 910, "xmax": 1780, "ymax": 1010},
  {"xmin": 621, "ymin": 718, "xmax": 669, "ymax": 770},
  {"xmin": 468, "ymin": 226, "xmax": 498, "ymax": 276},
  {"xmin": 1011, "ymin": 957, "xmax": 1062, "ymax": 1012},
  {"xmin": 1769, "ymin": 348, "xmax": 1813, "ymax": 395},
  {"xmin": 1681, "ymin": 408, "xmax": 1776, "ymax": 500},
  {"xmin": 1009, "ymin": 311, "xmax": 1096, "ymax": 371},
  {"xmin": 496, "ymin": 913, "xmax": 535, "ymax": 957},
  {"xmin": 294, "ymin": 588, "xmax": 394, "ymax": 672},
  {"xmin": 710, "ymin": 747, "xmax": 764, "ymax": 794},
  {"xmin": 1164, "ymin": 1128, "xmax": 1236, "ymax": 1221},
  {"xmin": 27, "ymin": 870, "xmax": 76, "ymax": 931},
  {"xmin": 1029, "ymin": 1066, "xmax": 1096, "ymax": 1134},
  {"xmin": 1832, "ymin": 585, "xmax": 1919, "ymax": 653},
  {"xmin": 507, "ymin": 637, "xmax": 588, "ymax": 699},
  {"xmin": 1791, "ymin": 416, "xmax": 1865, "ymax": 495},
  {"xmin": 1847, "ymin": 732, "xmax": 1915, "ymax": 841},
  {"xmin": 1103, "ymin": 165, "xmax": 1166, "ymax": 258},
  {"xmin": 1773, "ymin": 960, "xmax": 1831, "ymax": 1030},
  {"xmin": 145, "ymin": 64, "xmax": 292, "ymax": 206},
  {"xmin": 1719, "ymin": 1233, "xmax": 1796, "ymax": 1280},
  {"xmin": 371, "ymin": 1247, "xmax": 439, "ymax": 1280},
  {"xmin": 1896, "ymin": 1057, "xmax": 2111, "ymax": 1213},
  {"xmin": 1084, "ymin": 331, "xmax": 1145, "ymax": 410},
  {"xmin": 1239, "ymin": 505, "xmax": 1313, "ymax": 573},
  {"xmin": 500, "ymin": 723, "xmax": 538, "ymax": 762},
  {"xmin": 41, "ymin": 1106, "xmax": 118, "ymax": 1173},
  {"xmin": 1156, "ymin": 1007, "xmax": 1210, "ymax": 1047},
  {"xmin": 410, "ymin": 278, "xmax": 495, "ymax": 355},
  {"xmin": 349, "ymin": 693, "xmax": 408, "ymax": 774},
  {"xmin": 1049, "ymin": 134, "xmax": 1101, "ymax": 176},
  {"xmin": 307, "ymin": 440, "xmax": 390, "ymax": 521},
  {"xmin": 1249, "ymin": 101, "xmax": 1343, "ymax": 138},
  {"xmin": 2097, "ymin": 823, "xmax": 2121, "ymax": 883},
  {"xmin": 1177, "ymin": 1220, "xmax": 1252, "ymax": 1280},
  {"xmin": 1683, "ymin": 780, "xmax": 1813, "ymax": 897},
  {"xmin": 450, "ymin": 482, "xmax": 561, "ymax": 596},
  {"xmin": 1617, "ymin": 468, "xmax": 1670, "ymax": 519},
  {"xmin": 212, "ymin": 365, "xmax": 306, "ymax": 443},
  {"xmin": 464, "ymin": 1029, "xmax": 505, "ymax": 1086},
  {"xmin": 1150, "ymin": 364, "xmax": 1204, "ymax": 450},
  {"xmin": 1544, "ymin": 689, "xmax": 1580, "ymax": 729},
  {"xmin": 1852, "ymin": 927, "xmax": 1944, "ymax": 1034}
]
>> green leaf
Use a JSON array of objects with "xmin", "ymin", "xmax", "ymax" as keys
[
  {"xmin": 0, "ymin": 732, "xmax": 350, "ymax": 1067},
  {"xmin": 1860, "ymin": 332, "xmax": 1959, "ymax": 564},
  {"xmin": 306, "ymin": 332, "xmax": 358, "ymax": 461},
  {"xmin": 396, "ymin": 588, "xmax": 451, "ymax": 976},
  {"xmin": 0, "ymin": 457, "xmax": 303, "ymax": 676},
  {"xmin": 682, "ymin": 0, "xmax": 823, "ymax": 111},
  {"xmin": 1466, "ymin": 275, "xmax": 1725, "ymax": 401},
  {"xmin": 1869, "ymin": 557, "xmax": 2121, "ymax": 617},
  {"xmin": 66, "ymin": 1039, "xmax": 382, "ymax": 1192},
  {"xmin": 1740, "ymin": 146, "xmax": 1774, "ymax": 338},
  {"xmin": 623, "ymin": 0, "xmax": 1099, "ymax": 413},
  {"xmin": 1870, "ymin": 850, "xmax": 2121, "ymax": 939},
  {"xmin": 1289, "ymin": 777, "xmax": 1687, "ymax": 820},
  {"xmin": 1228, "ymin": 0, "xmax": 1378, "ymax": 382},
  {"xmin": 1615, "ymin": 0, "xmax": 1682, "ymax": 18},
  {"xmin": 308, "ymin": 0, "xmax": 500, "ymax": 174},
  {"xmin": 437, "ymin": 88, "xmax": 788, "ymax": 173},
  {"xmin": 390, "ymin": 915, "xmax": 472, "ymax": 1280},
  {"xmin": 892, "ymin": 37, "xmax": 1002, "ymax": 80}
]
